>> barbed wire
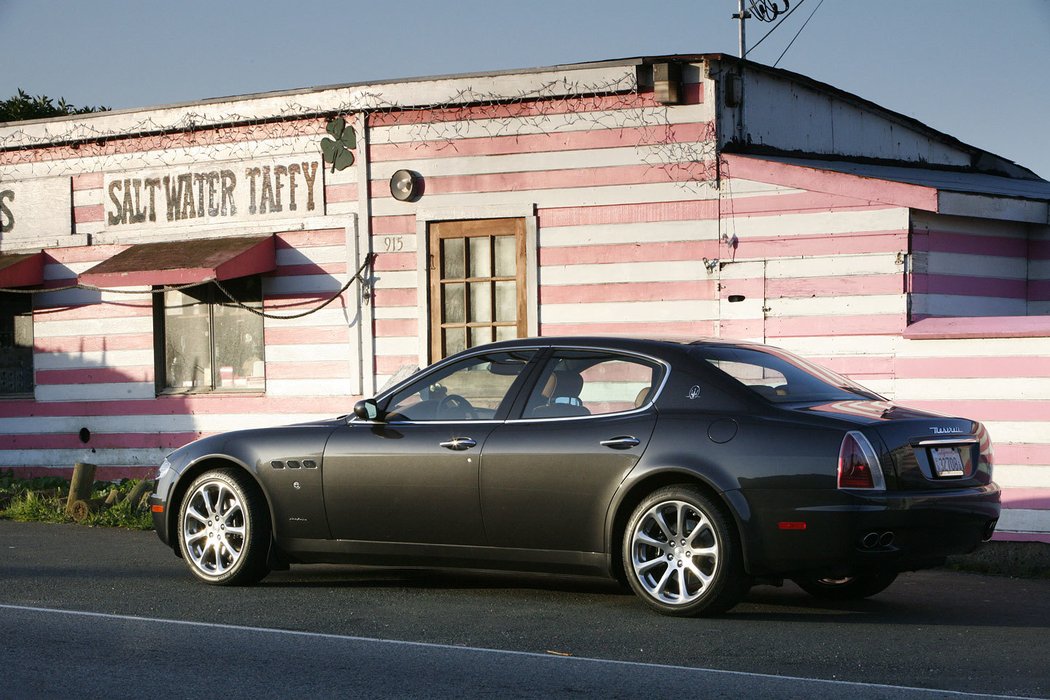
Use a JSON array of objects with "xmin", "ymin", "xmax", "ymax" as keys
[{"xmin": 0, "ymin": 72, "xmax": 717, "ymax": 192}]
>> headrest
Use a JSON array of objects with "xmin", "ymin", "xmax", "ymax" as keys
[{"xmin": 551, "ymin": 370, "xmax": 583, "ymax": 398}]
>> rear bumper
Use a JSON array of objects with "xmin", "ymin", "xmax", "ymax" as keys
[{"xmin": 741, "ymin": 483, "xmax": 1001, "ymax": 577}]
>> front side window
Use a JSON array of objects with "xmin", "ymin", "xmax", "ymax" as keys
[
  {"xmin": 0, "ymin": 292, "xmax": 33, "ymax": 395},
  {"xmin": 155, "ymin": 277, "xmax": 264, "ymax": 393},
  {"xmin": 524, "ymin": 351, "xmax": 659, "ymax": 419},
  {"xmin": 384, "ymin": 350, "xmax": 534, "ymax": 421}
]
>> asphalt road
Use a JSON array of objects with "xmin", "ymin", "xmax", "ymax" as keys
[{"xmin": 1, "ymin": 520, "xmax": 1047, "ymax": 699}]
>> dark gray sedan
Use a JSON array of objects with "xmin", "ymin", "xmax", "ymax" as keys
[{"xmin": 150, "ymin": 337, "xmax": 1000, "ymax": 616}]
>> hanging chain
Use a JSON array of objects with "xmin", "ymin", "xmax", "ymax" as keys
[
  {"xmin": 212, "ymin": 252, "xmax": 375, "ymax": 319},
  {"xmin": 0, "ymin": 253, "xmax": 375, "ymax": 320}
]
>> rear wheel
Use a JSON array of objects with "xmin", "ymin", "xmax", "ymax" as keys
[
  {"xmin": 177, "ymin": 468, "xmax": 271, "ymax": 585},
  {"xmin": 792, "ymin": 571, "xmax": 898, "ymax": 600},
  {"xmin": 623, "ymin": 486, "xmax": 747, "ymax": 617}
]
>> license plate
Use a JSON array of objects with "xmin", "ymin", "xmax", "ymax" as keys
[{"xmin": 931, "ymin": 447, "xmax": 965, "ymax": 477}]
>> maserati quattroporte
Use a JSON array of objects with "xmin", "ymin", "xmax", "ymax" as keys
[{"xmin": 150, "ymin": 337, "xmax": 999, "ymax": 616}]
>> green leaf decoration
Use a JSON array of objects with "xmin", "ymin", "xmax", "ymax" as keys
[{"xmin": 321, "ymin": 117, "xmax": 356, "ymax": 172}]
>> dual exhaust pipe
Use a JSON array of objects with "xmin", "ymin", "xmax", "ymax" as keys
[
  {"xmin": 860, "ymin": 520, "xmax": 996, "ymax": 549},
  {"xmin": 860, "ymin": 530, "xmax": 895, "ymax": 550}
]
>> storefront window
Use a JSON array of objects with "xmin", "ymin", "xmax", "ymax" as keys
[
  {"xmin": 155, "ymin": 277, "xmax": 264, "ymax": 393},
  {"xmin": 0, "ymin": 292, "xmax": 33, "ymax": 395}
]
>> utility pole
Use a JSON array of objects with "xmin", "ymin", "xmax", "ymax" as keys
[
  {"xmin": 730, "ymin": 0, "xmax": 750, "ymax": 143},
  {"xmin": 733, "ymin": 0, "xmax": 751, "ymax": 58}
]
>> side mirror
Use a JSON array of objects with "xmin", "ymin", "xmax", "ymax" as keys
[{"xmin": 353, "ymin": 398, "xmax": 381, "ymax": 422}]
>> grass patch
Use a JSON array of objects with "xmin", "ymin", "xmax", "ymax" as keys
[{"xmin": 0, "ymin": 470, "xmax": 154, "ymax": 530}]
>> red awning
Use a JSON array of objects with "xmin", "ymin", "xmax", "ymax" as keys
[
  {"xmin": 0, "ymin": 252, "xmax": 45, "ymax": 288},
  {"xmin": 79, "ymin": 236, "xmax": 276, "ymax": 287}
]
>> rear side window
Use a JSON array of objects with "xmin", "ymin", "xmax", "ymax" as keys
[
  {"xmin": 524, "ymin": 350, "xmax": 660, "ymax": 419},
  {"xmin": 691, "ymin": 344, "xmax": 879, "ymax": 404}
]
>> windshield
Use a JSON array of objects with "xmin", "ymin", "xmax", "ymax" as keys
[{"xmin": 689, "ymin": 344, "xmax": 881, "ymax": 404}]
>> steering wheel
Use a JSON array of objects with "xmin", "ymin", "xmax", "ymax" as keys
[{"xmin": 438, "ymin": 394, "xmax": 478, "ymax": 420}]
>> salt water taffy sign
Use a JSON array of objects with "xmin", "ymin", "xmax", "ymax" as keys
[{"xmin": 104, "ymin": 157, "xmax": 324, "ymax": 231}]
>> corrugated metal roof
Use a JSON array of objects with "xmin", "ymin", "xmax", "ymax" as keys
[{"xmin": 761, "ymin": 156, "xmax": 1050, "ymax": 202}]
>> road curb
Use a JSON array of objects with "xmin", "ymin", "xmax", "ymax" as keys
[{"xmin": 945, "ymin": 540, "xmax": 1050, "ymax": 579}]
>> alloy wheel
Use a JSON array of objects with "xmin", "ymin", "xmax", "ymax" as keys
[{"xmin": 629, "ymin": 499, "xmax": 721, "ymax": 605}]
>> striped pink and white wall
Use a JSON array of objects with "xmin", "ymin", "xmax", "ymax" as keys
[
  {"xmin": 909, "ymin": 211, "xmax": 1030, "ymax": 319},
  {"xmin": 895, "ymin": 322, "xmax": 1050, "ymax": 543}
]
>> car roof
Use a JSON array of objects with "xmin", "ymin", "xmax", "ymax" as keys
[{"xmin": 464, "ymin": 336, "xmax": 768, "ymax": 355}]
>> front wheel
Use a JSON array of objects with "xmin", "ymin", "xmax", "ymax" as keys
[
  {"xmin": 792, "ymin": 571, "xmax": 898, "ymax": 600},
  {"xmin": 177, "ymin": 468, "xmax": 271, "ymax": 585},
  {"xmin": 623, "ymin": 486, "xmax": 748, "ymax": 617}
]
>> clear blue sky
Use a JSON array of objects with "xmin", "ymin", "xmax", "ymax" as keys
[{"xmin": 2, "ymin": 0, "xmax": 1048, "ymax": 178}]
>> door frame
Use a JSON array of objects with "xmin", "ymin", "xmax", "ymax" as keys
[{"xmin": 415, "ymin": 204, "xmax": 539, "ymax": 363}]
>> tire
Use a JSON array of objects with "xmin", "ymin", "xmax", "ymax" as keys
[
  {"xmin": 177, "ymin": 468, "xmax": 271, "ymax": 585},
  {"xmin": 623, "ymin": 485, "xmax": 747, "ymax": 617},
  {"xmin": 792, "ymin": 571, "xmax": 898, "ymax": 600}
]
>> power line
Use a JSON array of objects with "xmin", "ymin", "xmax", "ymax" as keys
[
  {"xmin": 774, "ymin": 0, "xmax": 826, "ymax": 67},
  {"xmin": 745, "ymin": 0, "xmax": 807, "ymax": 57}
]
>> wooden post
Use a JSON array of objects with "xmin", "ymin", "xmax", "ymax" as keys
[
  {"xmin": 126, "ymin": 480, "xmax": 153, "ymax": 511},
  {"xmin": 65, "ymin": 462, "xmax": 96, "ymax": 515}
]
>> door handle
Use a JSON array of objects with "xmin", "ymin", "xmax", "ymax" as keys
[
  {"xmin": 600, "ymin": 436, "xmax": 640, "ymax": 450},
  {"xmin": 439, "ymin": 437, "xmax": 477, "ymax": 451}
]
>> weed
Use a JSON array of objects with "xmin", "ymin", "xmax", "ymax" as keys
[{"xmin": 0, "ymin": 470, "xmax": 153, "ymax": 530}]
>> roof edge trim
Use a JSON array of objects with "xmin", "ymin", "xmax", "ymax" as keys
[{"xmin": 723, "ymin": 154, "xmax": 940, "ymax": 212}]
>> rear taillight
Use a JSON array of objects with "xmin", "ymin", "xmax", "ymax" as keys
[
  {"xmin": 975, "ymin": 421, "xmax": 994, "ymax": 478},
  {"xmin": 838, "ymin": 431, "xmax": 886, "ymax": 491}
]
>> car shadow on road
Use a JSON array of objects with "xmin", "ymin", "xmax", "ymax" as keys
[
  {"xmin": 260, "ymin": 564, "xmax": 631, "ymax": 596},
  {"xmin": 255, "ymin": 564, "xmax": 1050, "ymax": 629},
  {"xmin": 732, "ymin": 575, "xmax": 1050, "ymax": 629}
]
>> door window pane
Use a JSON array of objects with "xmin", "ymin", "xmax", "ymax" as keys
[
  {"xmin": 495, "ymin": 281, "xmax": 517, "ymax": 322},
  {"xmin": 470, "ymin": 281, "xmax": 492, "ymax": 322},
  {"xmin": 442, "ymin": 238, "xmax": 464, "ymax": 279},
  {"xmin": 444, "ymin": 283, "xmax": 466, "ymax": 324},
  {"xmin": 443, "ymin": 327, "xmax": 466, "ymax": 358},
  {"xmin": 494, "ymin": 235, "xmax": 516, "ymax": 277},
  {"xmin": 469, "ymin": 236, "xmax": 491, "ymax": 277},
  {"xmin": 470, "ymin": 326, "xmax": 494, "ymax": 346}
]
